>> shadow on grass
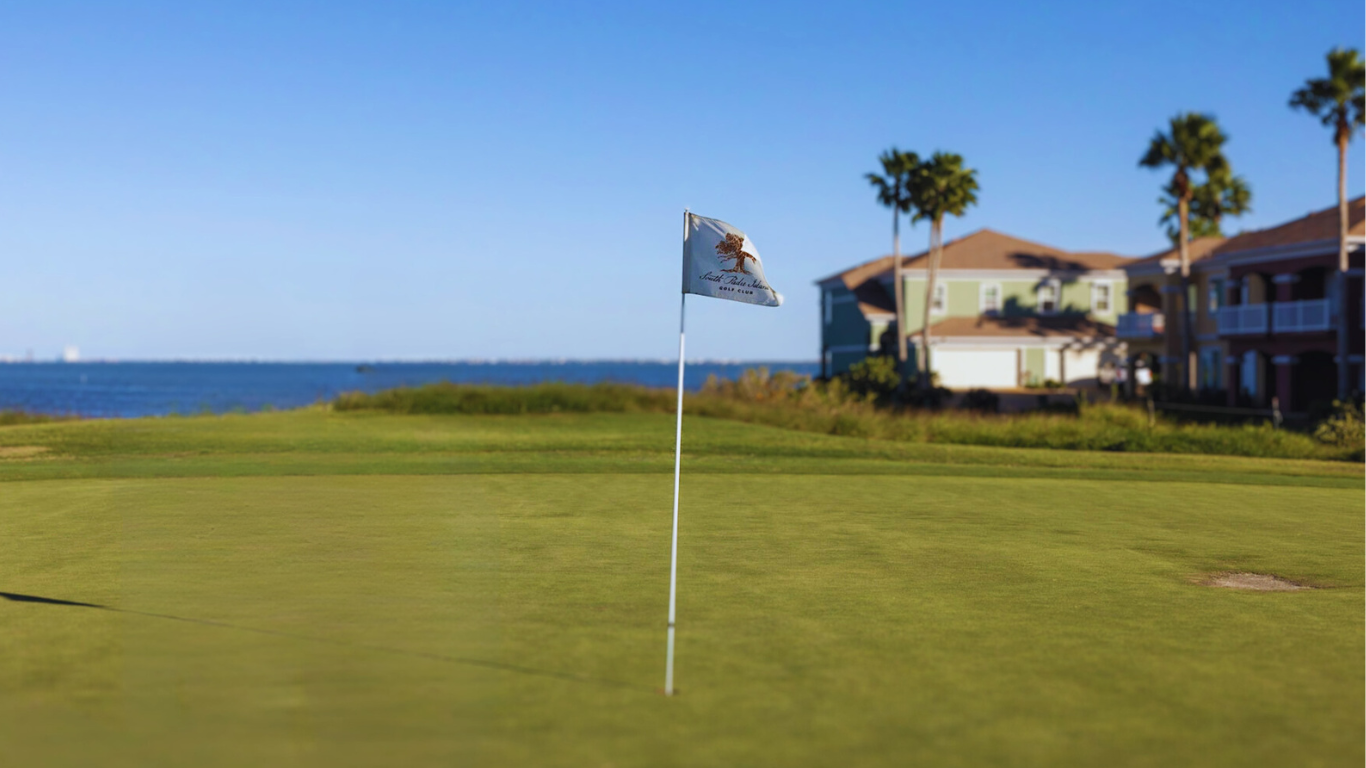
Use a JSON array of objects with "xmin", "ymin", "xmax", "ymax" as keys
[{"xmin": 0, "ymin": 591, "xmax": 648, "ymax": 692}]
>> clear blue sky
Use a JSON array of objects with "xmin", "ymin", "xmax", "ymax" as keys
[{"xmin": 1, "ymin": 1, "xmax": 1362, "ymax": 361}]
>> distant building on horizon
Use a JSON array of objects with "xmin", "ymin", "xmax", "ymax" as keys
[{"xmin": 61, "ymin": 345, "xmax": 80, "ymax": 363}]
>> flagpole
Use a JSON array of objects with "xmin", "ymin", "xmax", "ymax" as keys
[{"xmin": 665, "ymin": 210, "xmax": 688, "ymax": 696}]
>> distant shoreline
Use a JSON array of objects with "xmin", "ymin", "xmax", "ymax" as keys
[
  {"xmin": 0, "ymin": 360, "xmax": 821, "ymax": 418},
  {"xmin": 0, "ymin": 358, "xmax": 819, "ymax": 366}
]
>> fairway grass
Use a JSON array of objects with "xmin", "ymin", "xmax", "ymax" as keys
[{"xmin": 0, "ymin": 411, "xmax": 1361, "ymax": 766}]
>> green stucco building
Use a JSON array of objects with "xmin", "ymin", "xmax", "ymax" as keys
[{"xmin": 817, "ymin": 229, "xmax": 1129, "ymax": 388}]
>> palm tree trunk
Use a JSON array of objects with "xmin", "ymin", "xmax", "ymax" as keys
[
  {"xmin": 893, "ymin": 210, "xmax": 907, "ymax": 376},
  {"xmin": 920, "ymin": 220, "xmax": 942, "ymax": 389},
  {"xmin": 1178, "ymin": 196, "xmax": 1196, "ymax": 392},
  {"xmin": 1337, "ymin": 131, "xmax": 1351, "ymax": 400}
]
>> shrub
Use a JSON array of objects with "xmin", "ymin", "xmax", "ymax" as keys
[
  {"xmin": 958, "ymin": 389, "xmax": 1000, "ymax": 413},
  {"xmin": 1312, "ymin": 400, "xmax": 1364, "ymax": 452},
  {"xmin": 701, "ymin": 367, "xmax": 807, "ymax": 402},
  {"xmin": 899, "ymin": 382, "xmax": 953, "ymax": 409},
  {"xmin": 841, "ymin": 356, "xmax": 901, "ymax": 403}
]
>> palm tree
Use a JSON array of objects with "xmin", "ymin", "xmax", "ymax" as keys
[
  {"xmin": 1290, "ymin": 47, "xmax": 1365, "ymax": 400},
  {"xmin": 867, "ymin": 148, "xmax": 920, "ymax": 374},
  {"xmin": 1159, "ymin": 169, "xmax": 1252, "ymax": 242},
  {"xmin": 1139, "ymin": 112, "xmax": 1236, "ymax": 392},
  {"xmin": 909, "ymin": 152, "xmax": 979, "ymax": 389}
]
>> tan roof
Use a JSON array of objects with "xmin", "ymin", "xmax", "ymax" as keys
[
  {"xmin": 1214, "ymin": 196, "xmax": 1364, "ymax": 255},
  {"xmin": 896, "ymin": 229, "xmax": 1129, "ymax": 271},
  {"xmin": 816, "ymin": 255, "xmax": 897, "ymax": 316},
  {"xmin": 1129, "ymin": 236, "xmax": 1226, "ymax": 267},
  {"xmin": 927, "ymin": 314, "xmax": 1115, "ymax": 339},
  {"xmin": 818, "ymin": 228, "xmax": 1128, "ymax": 292}
]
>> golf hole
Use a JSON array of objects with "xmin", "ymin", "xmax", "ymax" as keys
[{"xmin": 1203, "ymin": 573, "xmax": 1309, "ymax": 592}]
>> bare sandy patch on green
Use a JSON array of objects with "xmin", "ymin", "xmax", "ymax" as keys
[{"xmin": 1204, "ymin": 572, "xmax": 1308, "ymax": 591}]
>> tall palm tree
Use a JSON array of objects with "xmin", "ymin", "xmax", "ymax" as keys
[
  {"xmin": 909, "ymin": 152, "xmax": 979, "ymax": 389},
  {"xmin": 1159, "ymin": 169, "xmax": 1252, "ymax": 242},
  {"xmin": 867, "ymin": 148, "xmax": 920, "ymax": 373},
  {"xmin": 1139, "ymin": 112, "xmax": 1235, "ymax": 392},
  {"xmin": 1290, "ymin": 47, "xmax": 1365, "ymax": 400}
]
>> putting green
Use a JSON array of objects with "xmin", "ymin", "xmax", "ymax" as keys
[{"xmin": 0, "ymin": 411, "xmax": 1360, "ymax": 766}]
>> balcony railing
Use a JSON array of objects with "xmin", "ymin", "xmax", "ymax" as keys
[
  {"xmin": 1116, "ymin": 312, "xmax": 1164, "ymax": 339},
  {"xmin": 1272, "ymin": 299, "xmax": 1331, "ymax": 333},
  {"xmin": 1218, "ymin": 300, "xmax": 1334, "ymax": 335},
  {"xmin": 1217, "ymin": 304, "xmax": 1269, "ymax": 335}
]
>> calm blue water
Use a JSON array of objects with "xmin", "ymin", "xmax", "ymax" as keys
[{"xmin": 0, "ymin": 361, "xmax": 820, "ymax": 418}]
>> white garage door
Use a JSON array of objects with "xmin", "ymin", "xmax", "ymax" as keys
[
  {"xmin": 931, "ymin": 348, "xmax": 1017, "ymax": 389},
  {"xmin": 1063, "ymin": 348, "xmax": 1100, "ymax": 386}
]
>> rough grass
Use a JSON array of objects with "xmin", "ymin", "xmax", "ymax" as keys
[
  {"xmin": 333, "ymin": 380, "xmax": 674, "ymax": 414},
  {"xmin": 0, "ymin": 410, "xmax": 1360, "ymax": 766},
  {"xmin": 332, "ymin": 381, "xmax": 1358, "ymax": 461},
  {"xmin": 0, "ymin": 410, "xmax": 71, "ymax": 426}
]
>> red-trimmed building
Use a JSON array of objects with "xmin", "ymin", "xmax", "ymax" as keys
[{"xmin": 1118, "ymin": 198, "xmax": 1364, "ymax": 411}]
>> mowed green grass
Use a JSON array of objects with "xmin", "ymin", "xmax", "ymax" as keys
[{"xmin": 0, "ymin": 410, "xmax": 1360, "ymax": 767}]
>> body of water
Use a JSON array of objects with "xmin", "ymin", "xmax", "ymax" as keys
[{"xmin": 0, "ymin": 361, "xmax": 820, "ymax": 418}]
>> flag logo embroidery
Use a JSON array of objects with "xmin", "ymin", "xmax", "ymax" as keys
[{"xmin": 716, "ymin": 233, "xmax": 756, "ymax": 274}]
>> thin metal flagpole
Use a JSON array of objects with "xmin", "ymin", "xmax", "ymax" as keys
[{"xmin": 665, "ymin": 211, "xmax": 688, "ymax": 696}]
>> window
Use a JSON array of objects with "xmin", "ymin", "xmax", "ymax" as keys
[
  {"xmin": 1038, "ymin": 280, "xmax": 1060, "ymax": 314},
  {"xmin": 824, "ymin": 291, "xmax": 832, "ymax": 325},
  {"xmin": 980, "ymin": 283, "xmax": 1001, "ymax": 315},
  {"xmin": 1091, "ymin": 281, "xmax": 1112, "ymax": 314},
  {"xmin": 1200, "ymin": 347, "xmax": 1222, "ymax": 390},
  {"xmin": 1240, "ymin": 353, "xmax": 1257, "ymax": 398},
  {"xmin": 931, "ymin": 283, "xmax": 947, "ymax": 314},
  {"xmin": 1208, "ymin": 279, "xmax": 1224, "ymax": 313}
]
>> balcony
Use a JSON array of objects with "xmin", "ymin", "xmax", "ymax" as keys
[
  {"xmin": 1272, "ymin": 299, "xmax": 1331, "ymax": 333},
  {"xmin": 1218, "ymin": 300, "xmax": 1334, "ymax": 335},
  {"xmin": 1116, "ymin": 312, "xmax": 1164, "ymax": 339},
  {"xmin": 1217, "ymin": 304, "xmax": 1269, "ymax": 335}
]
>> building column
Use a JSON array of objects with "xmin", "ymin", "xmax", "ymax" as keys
[
  {"xmin": 1273, "ymin": 355, "xmax": 1297, "ymax": 412},
  {"xmin": 1225, "ymin": 356, "xmax": 1241, "ymax": 406},
  {"xmin": 1161, "ymin": 282, "xmax": 1182, "ymax": 382}
]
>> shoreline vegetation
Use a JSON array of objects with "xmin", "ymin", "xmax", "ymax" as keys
[{"xmin": 329, "ymin": 368, "xmax": 1364, "ymax": 462}]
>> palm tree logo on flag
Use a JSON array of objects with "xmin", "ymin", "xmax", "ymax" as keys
[{"xmin": 716, "ymin": 233, "xmax": 756, "ymax": 274}]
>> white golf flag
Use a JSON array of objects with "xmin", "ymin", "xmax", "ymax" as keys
[{"xmin": 682, "ymin": 213, "xmax": 782, "ymax": 307}]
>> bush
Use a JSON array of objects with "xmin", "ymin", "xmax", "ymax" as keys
[
  {"xmin": 958, "ymin": 389, "xmax": 1000, "ymax": 413},
  {"xmin": 899, "ymin": 382, "xmax": 953, "ymax": 409},
  {"xmin": 701, "ymin": 367, "xmax": 808, "ymax": 402},
  {"xmin": 1312, "ymin": 400, "xmax": 1364, "ymax": 452},
  {"xmin": 840, "ymin": 356, "xmax": 901, "ymax": 404}
]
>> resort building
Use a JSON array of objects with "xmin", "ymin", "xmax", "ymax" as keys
[
  {"xmin": 1117, "ymin": 237, "xmax": 1226, "ymax": 392},
  {"xmin": 817, "ymin": 230, "xmax": 1129, "ymax": 389},
  {"xmin": 1117, "ymin": 197, "xmax": 1365, "ymax": 411}
]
